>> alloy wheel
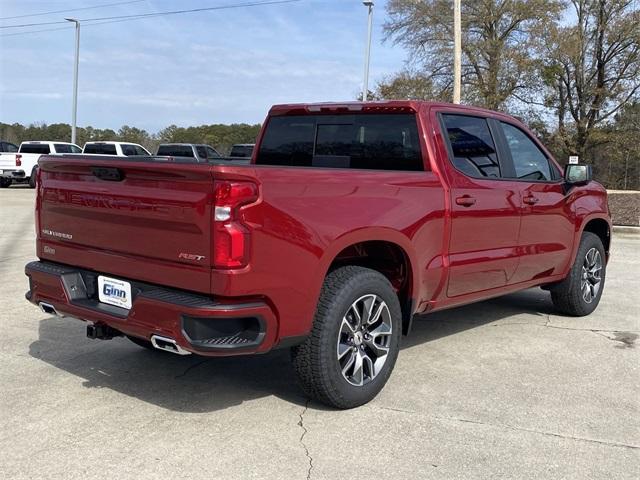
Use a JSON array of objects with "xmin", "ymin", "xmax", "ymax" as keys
[{"xmin": 337, "ymin": 294, "xmax": 393, "ymax": 386}]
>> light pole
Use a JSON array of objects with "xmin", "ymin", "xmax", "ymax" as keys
[
  {"xmin": 65, "ymin": 18, "xmax": 80, "ymax": 144},
  {"xmin": 362, "ymin": 1, "xmax": 374, "ymax": 101},
  {"xmin": 453, "ymin": 0, "xmax": 461, "ymax": 104}
]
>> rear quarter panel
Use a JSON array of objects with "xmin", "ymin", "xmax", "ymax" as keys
[{"xmin": 212, "ymin": 164, "xmax": 447, "ymax": 339}]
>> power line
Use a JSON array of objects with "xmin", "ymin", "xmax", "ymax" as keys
[
  {"xmin": 0, "ymin": 0, "xmax": 146, "ymax": 21},
  {"xmin": 0, "ymin": 0, "xmax": 301, "ymax": 29}
]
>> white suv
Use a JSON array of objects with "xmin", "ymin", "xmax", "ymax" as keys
[{"xmin": 83, "ymin": 141, "xmax": 150, "ymax": 156}]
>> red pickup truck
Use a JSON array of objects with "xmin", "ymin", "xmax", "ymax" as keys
[{"xmin": 25, "ymin": 101, "xmax": 611, "ymax": 408}]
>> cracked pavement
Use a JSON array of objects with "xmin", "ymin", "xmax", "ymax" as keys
[{"xmin": 1, "ymin": 187, "xmax": 639, "ymax": 479}]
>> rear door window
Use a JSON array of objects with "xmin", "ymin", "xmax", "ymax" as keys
[
  {"xmin": 20, "ymin": 144, "xmax": 51, "ymax": 154},
  {"xmin": 2, "ymin": 142, "xmax": 18, "ymax": 152},
  {"xmin": 196, "ymin": 146, "xmax": 207, "ymax": 159},
  {"xmin": 256, "ymin": 113, "xmax": 423, "ymax": 171},
  {"xmin": 53, "ymin": 144, "xmax": 78, "ymax": 153},
  {"xmin": 134, "ymin": 145, "xmax": 149, "ymax": 156},
  {"xmin": 206, "ymin": 146, "xmax": 221, "ymax": 158},
  {"xmin": 121, "ymin": 144, "xmax": 136, "ymax": 156},
  {"xmin": 441, "ymin": 114, "xmax": 501, "ymax": 178}
]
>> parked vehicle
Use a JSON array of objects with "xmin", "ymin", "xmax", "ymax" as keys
[
  {"xmin": 229, "ymin": 143, "xmax": 254, "ymax": 158},
  {"xmin": 83, "ymin": 141, "xmax": 150, "ymax": 156},
  {"xmin": 25, "ymin": 101, "xmax": 611, "ymax": 408},
  {"xmin": 0, "ymin": 141, "xmax": 81, "ymax": 188},
  {"xmin": 156, "ymin": 143, "xmax": 222, "ymax": 162}
]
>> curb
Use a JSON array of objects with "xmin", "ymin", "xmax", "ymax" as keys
[{"xmin": 613, "ymin": 225, "xmax": 640, "ymax": 234}]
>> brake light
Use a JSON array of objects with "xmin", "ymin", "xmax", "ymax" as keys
[
  {"xmin": 213, "ymin": 180, "xmax": 258, "ymax": 269},
  {"xmin": 15, "ymin": 154, "xmax": 22, "ymax": 166}
]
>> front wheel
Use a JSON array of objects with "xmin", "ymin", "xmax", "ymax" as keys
[
  {"xmin": 551, "ymin": 232, "xmax": 606, "ymax": 316},
  {"xmin": 291, "ymin": 266, "xmax": 402, "ymax": 409}
]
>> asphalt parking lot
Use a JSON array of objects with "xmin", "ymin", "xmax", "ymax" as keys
[{"xmin": 1, "ymin": 185, "xmax": 638, "ymax": 480}]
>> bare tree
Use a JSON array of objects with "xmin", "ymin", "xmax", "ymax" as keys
[
  {"xmin": 383, "ymin": 0, "xmax": 564, "ymax": 109},
  {"xmin": 544, "ymin": 0, "xmax": 640, "ymax": 158}
]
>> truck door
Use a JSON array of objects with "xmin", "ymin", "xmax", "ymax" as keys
[
  {"xmin": 438, "ymin": 113, "xmax": 522, "ymax": 298},
  {"xmin": 496, "ymin": 121, "xmax": 575, "ymax": 283}
]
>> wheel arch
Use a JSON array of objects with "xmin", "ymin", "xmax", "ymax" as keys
[
  {"xmin": 581, "ymin": 217, "xmax": 611, "ymax": 260},
  {"xmin": 316, "ymin": 229, "xmax": 418, "ymax": 335}
]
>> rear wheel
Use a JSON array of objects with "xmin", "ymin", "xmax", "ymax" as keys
[
  {"xmin": 28, "ymin": 167, "xmax": 37, "ymax": 188},
  {"xmin": 0, "ymin": 178, "xmax": 11, "ymax": 188},
  {"xmin": 291, "ymin": 266, "xmax": 402, "ymax": 409},
  {"xmin": 550, "ymin": 232, "xmax": 606, "ymax": 316}
]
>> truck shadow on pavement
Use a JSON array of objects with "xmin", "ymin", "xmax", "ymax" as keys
[{"xmin": 29, "ymin": 288, "xmax": 555, "ymax": 412}]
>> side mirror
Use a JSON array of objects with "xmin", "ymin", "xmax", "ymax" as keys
[{"xmin": 564, "ymin": 164, "xmax": 592, "ymax": 185}]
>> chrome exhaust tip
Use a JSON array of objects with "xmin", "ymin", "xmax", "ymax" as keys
[
  {"xmin": 39, "ymin": 302, "xmax": 64, "ymax": 317},
  {"xmin": 150, "ymin": 335, "xmax": 192, "ymax": 355}
]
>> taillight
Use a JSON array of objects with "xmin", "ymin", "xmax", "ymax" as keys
[
  {"xmin": 15, "ymin": 154, "xmax": 22, "ymax": 166},
  {"xmin": 213, "ymin": 180, "xmax": 258, "ymax": 269}
]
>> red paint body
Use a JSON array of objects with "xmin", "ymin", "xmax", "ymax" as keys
[{"xmin": 25, "ymin": 102, "xmax": 611, "ymax": 356}]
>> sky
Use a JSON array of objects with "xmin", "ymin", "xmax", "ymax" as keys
[{"xmin": 0, "ymin": 0, "xmax": 408, "ymax": 132}]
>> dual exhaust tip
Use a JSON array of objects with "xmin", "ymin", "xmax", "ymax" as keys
[
  {"xmin": 39, "ymin": 302, "xmax": 64, "ymax": 317},
  {"xmin": 150, "ymin": 335, "xmax": 191, "ymax": 355}
]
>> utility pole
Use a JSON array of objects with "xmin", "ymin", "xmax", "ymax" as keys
[
  {"xmin": 362, "ymin": 1, "xmax": 374, "ymax": 101},
  {"xmin": 453, "ymin": 0, "xmax": 461, "ymax": 104},
  {"xmin": 65, "ymin": 18, "xmax": 80, "ymax": 144}
]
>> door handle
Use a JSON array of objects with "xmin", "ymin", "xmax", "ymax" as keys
[
  {"xmin": 455, "ymin": 195, "xmax": 476, "ymax": 207},
  {"xmin": 523, "ymin": 195, "xmax": 539, "ymax": 205}
]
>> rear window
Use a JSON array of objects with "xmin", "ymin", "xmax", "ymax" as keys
[
  {"xmin": 54, "ymin": 144, "xmax": 81, "ymax": 153},
  {"xmin": 256, "ymin": 114, "xmax": 423, "ymax": 171},
  {"xmin": 156, "ymin": 145, "xmax": 195, "ymax": 157},
  {"xmin": 20, "ymin": 144, "xmax": 50, "ymax": 154},
  {"xmin": 230, "ymin": 145, "xmax": 254, "ymax": 158},
  {"xmin": 84, "ymin": 143, "xmax": 117, "ymax": 155}
]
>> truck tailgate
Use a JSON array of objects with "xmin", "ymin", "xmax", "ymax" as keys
[
  {"xmin": 0, "ymin": 153, "xmax": 17, "ymax": 169},
  {"xmin": 37, "ymin": 156, "xmax": 215, "ymax": 293}
]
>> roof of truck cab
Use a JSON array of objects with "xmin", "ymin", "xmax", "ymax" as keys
[
  {"xmin": 158, "ymin": 143, "xmax": 211, "ymax": 147},
  {"xmin": 268, "ymin": 101, "xmax": 516, "ymax": 120},
  {"xmin": 21, "ymin": 141, "xmax": 77, "ymax": 145},
  {"xmin": 84, "ymin": 141, "xmax": 142, "ymax": 146}
]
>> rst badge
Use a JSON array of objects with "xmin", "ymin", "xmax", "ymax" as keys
[
  {"xmin": 98, "ymin": 276, "xmax": 132, "ymax": 310},
  {"xmin": 178, "ymin": 253, "xmax": 206, "ymax": 261}
]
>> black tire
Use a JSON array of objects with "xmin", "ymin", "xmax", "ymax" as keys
[
  {"xmin": 291, "ymin": 266, "xmax": 402, "ymax": 409},
  {"xmin": 28, "ymin": 167, "xmax": 37, "ymax": 188},
  {"xmin": 126, "ymin": 335, "xmax": 155, "ymax": 350},
  {"xmin": 550, "ymin": 232, "xmax": 606, "ymax": 316},
  {"xmin": 0, "ymin": 178, "xmax": 11, "ymax": 188}
]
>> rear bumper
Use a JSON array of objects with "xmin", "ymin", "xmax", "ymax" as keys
[
  {"xmin": 25, "ymin": 260, "xmax": 280, "ymax": 356},
  {"xmin": 0, "ymin": 169, "xmax": 25, "ymax": 178}
]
